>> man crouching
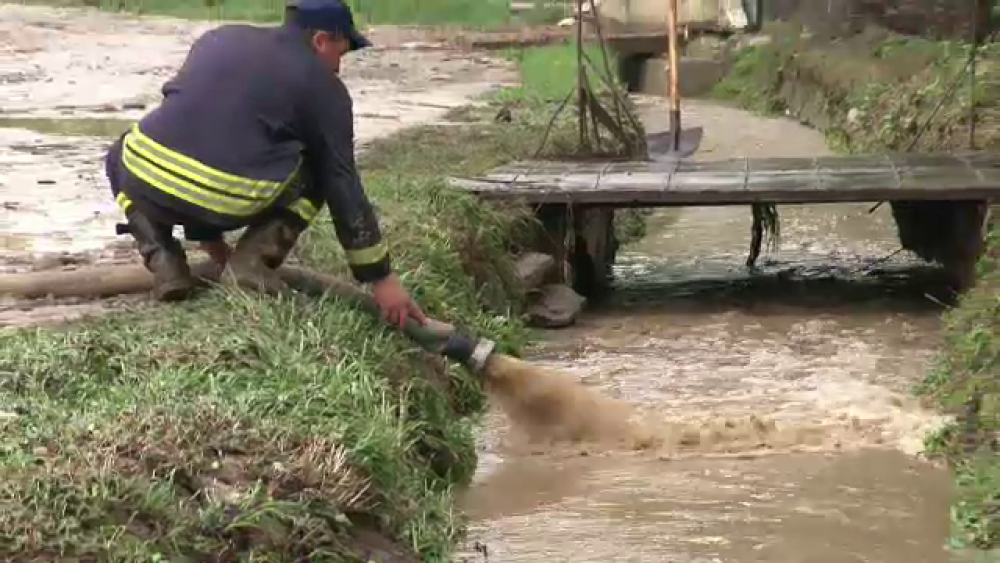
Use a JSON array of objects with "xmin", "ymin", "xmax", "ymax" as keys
[{"xmin": 104, "ymin": 0, "xmax": 425, "ymax": 328}]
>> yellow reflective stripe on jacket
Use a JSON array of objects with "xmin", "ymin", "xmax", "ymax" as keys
[
  {"xmin": 345, "ymin": 241, "xmax": 388, "ymax": 266},
  {"xmin": 121, "ymin": 125, "xmax": 301, "ymax": 217},
  {"xmin": 122, "ymin": 143, "xmax": 268, "ymax": 216},
  {"xmin": 288, "ymin": 198, "xmax": 320, "ymax": 223},
  {"xmin": 127, "ymin": 125, "xmax": 283, "ymax": 200}
]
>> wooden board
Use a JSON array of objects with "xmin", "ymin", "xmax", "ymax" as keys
[{"xmin": 447, "ymin": 153, "xmax": 1000, "ymax": 206}]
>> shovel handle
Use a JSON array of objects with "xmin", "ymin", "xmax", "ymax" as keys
[{"xmin": 665, "ymin": 0, "xmax": 681, "ymax": 149}]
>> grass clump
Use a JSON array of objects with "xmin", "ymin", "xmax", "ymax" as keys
[
  {"xmin": 0, "ymin": 291, "xmax": 484, "ymax": 561},
  {"xmin": 711, "ymin": 22, "xmax": 1000, "ymax": 152},
  {"xmin": 917, "ymin": 229, "xmax": 1000, "ymax": 552},
  {"xmin": 492, "ymin": 42, "xmax": 614, "ymax": 104}
]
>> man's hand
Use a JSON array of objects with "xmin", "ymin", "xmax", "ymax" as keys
[{"xmin": 371, "ymin": 273, "xmax": 426, "ymax": 328}]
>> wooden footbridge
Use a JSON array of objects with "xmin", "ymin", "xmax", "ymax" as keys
[
  {"xmin": 447, "ymin": 152, "xmax": 999, "ymax": 296},
  {"xmin": 447, "ymin": 152, "xmax": 1000, "ymax": 206}
]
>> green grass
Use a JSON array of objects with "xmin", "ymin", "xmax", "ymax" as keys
[
  {"xmin": 917, "ymin": 230, "xmax": 999, "ymax": 552},
  {"xmin": 492, "ymin": 42, "xmax": 622, "ymax": 104},
  {"xmin": 0, "ymin": 121, "xmax": 537, "ymax": 560},
  {"xmin": 14, "ymin": 0, "xmax": 519, "ymax": 26},
  {"xmin": 0, "ymin": 40, "xmax": 646, "ymax": 560},
  {"xmin": 711, "ymin": 23, "xmax": 1000, "ymax": 152}
]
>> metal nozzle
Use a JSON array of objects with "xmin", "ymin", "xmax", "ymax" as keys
[
  {"xmin": 467, "ymin": 337, "xmax": 496, "ymax": 373},
  {"xmin": 439, "ymin": 331, "xmax": 496, "ymax": 374}
]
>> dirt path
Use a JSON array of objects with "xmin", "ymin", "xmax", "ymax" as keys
[{"xmin": 0, "ymin": 4, "xmax": 516, "ymax": 326}]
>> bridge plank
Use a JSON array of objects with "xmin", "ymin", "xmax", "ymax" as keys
[{"xmin": 448, "ymin": 153, "xmax": 1000, "ymax": 205}]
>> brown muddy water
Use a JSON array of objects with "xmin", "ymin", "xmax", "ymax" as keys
[{"xmin": 458, "ymin": 99, "xmax": 963, "ymax": 562}]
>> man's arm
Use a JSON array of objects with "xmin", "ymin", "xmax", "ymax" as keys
[{"xmin": 294, "ymin": 68, "xmax": 391, "ymax": 284}]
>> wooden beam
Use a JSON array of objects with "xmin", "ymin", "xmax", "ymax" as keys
[{"xmin": 447, "ymin": 152, "xmax": 1000, "ymax": 206}]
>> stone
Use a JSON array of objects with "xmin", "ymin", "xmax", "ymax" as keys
[
  {"xmin": 515, "ymin": 252, "xmax": 556, "ymax": 290},
  {"xmin": 526, "ymin": 284, "xmax": 586, "ymax": 328}
]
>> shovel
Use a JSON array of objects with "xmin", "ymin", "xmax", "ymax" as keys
[{"xmin": 646, "ymin": 0, "xmax": 703, "ymax": 161}]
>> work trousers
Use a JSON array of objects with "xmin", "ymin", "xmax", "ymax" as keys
[{"xmin": 104, "ymin": 132, "xmax": 324, "ymax": 243}]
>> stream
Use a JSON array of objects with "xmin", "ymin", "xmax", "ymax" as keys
[{"xmin": 460, "ymin": 98, "xmax": 960, "ymax": 562}]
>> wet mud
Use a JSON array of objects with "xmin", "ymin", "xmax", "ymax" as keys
[
  {"xmin": 460, "ymin": 97, "xmax": 959, "ymax": 561},
  {"xmin": 0, "ymin": 4, "xmax": 515, "ymax": 327}
]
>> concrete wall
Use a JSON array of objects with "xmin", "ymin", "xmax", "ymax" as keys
[
  {"xmin": 596, "ymin": 0, "xmax": 756, "ymax": 33},
  {"xmin": 763, "ymin": 0, "xmax": 994, "ymax": 41}
]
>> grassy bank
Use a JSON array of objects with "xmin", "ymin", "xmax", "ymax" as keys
[
  {"xmin": 0, "ymin": 40, "xmax": 637, "ymax": 559},
  {"xmin": 918, "ymin": 232, "xmax": 999, "ymax": 552},
  {"xmin": 712, "ymin": 23, "xmax": 999, "ymax": 552},
  {"xmin": 711, "ymin": 23, "xmax": 1000, "ymax": 152},
  {"xmin": 0, "ymin": 118, "xmax": 533, "ymax": 561},
  {"xmin": 13, "ymin": 0, "xmax": 550, "ymax": 26}
]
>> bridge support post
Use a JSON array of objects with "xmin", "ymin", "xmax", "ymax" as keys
[
  {"xmin": 571, "ymin": 206, "xmax": 617, "ymax": 298},
  {"xmin": 891, "ymin": 200, "xmax": 991, "ymax": 293},
  {"xmin": 535, "ymin": 204, "xmax": 570, "ymax": 284},
  {"xmin": 531, "ymin": 204, "xmax": 618, "ymax": 299}
]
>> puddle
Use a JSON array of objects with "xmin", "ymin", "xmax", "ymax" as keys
[{"xmin": 0, "ymin": 117, "xmax": 132, "ymax": 138}]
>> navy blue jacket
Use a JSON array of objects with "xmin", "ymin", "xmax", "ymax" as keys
[{"xmin": 133, "ymin": 22, "xmax": 389, "ymax": 282}]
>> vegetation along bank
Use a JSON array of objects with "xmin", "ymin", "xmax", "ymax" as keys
[
  {"xmin": 711, "ymin": 21, "xmax": 999, "ymax": 551},
  {"xmin": 0, "ymin": 20, "xmax": 644, "ymax": 559}
]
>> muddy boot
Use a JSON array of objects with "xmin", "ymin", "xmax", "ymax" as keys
[
  {"xmin": 221, "ymin": 216, "xmax": 303, "ymax": 295},
  {"xmin": 125, "ymin": 209, "xmax": 197, "ymax": 302}
]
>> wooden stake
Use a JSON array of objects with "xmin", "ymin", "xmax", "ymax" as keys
[
  {"xmin": 666, "ymin": 0, "xmax": 681, "ymax": 150},
  {"xmin": 576, "ymin": 0, "xmax": 588, "ymax": 149}
]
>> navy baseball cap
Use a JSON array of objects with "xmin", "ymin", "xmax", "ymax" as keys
[{"xmin": 292, "ymin": 0, "xmax": 371, "ymax": 51}]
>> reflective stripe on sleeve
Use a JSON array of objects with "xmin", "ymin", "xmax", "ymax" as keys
[
  {"xmin": 345, "ymin": 241, "xmax": 388, "ymax": 266},
  {"xmin": 287, "ymin": 198, "xmax": 320, "ymax": 223}
]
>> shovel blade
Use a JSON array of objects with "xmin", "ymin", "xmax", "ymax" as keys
[{"xmin": 646, "ymin": 126, "xmax": 704, "ymax": 160}]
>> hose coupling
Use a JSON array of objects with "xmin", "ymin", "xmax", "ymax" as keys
[{"xmin": 440, "ymin": 331, "xmax": 496, "ymax": 374}]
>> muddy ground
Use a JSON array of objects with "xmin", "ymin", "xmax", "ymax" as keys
[{"xmin": 0, "ymin": 3, "xmax": 517, "ymax": 326}]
